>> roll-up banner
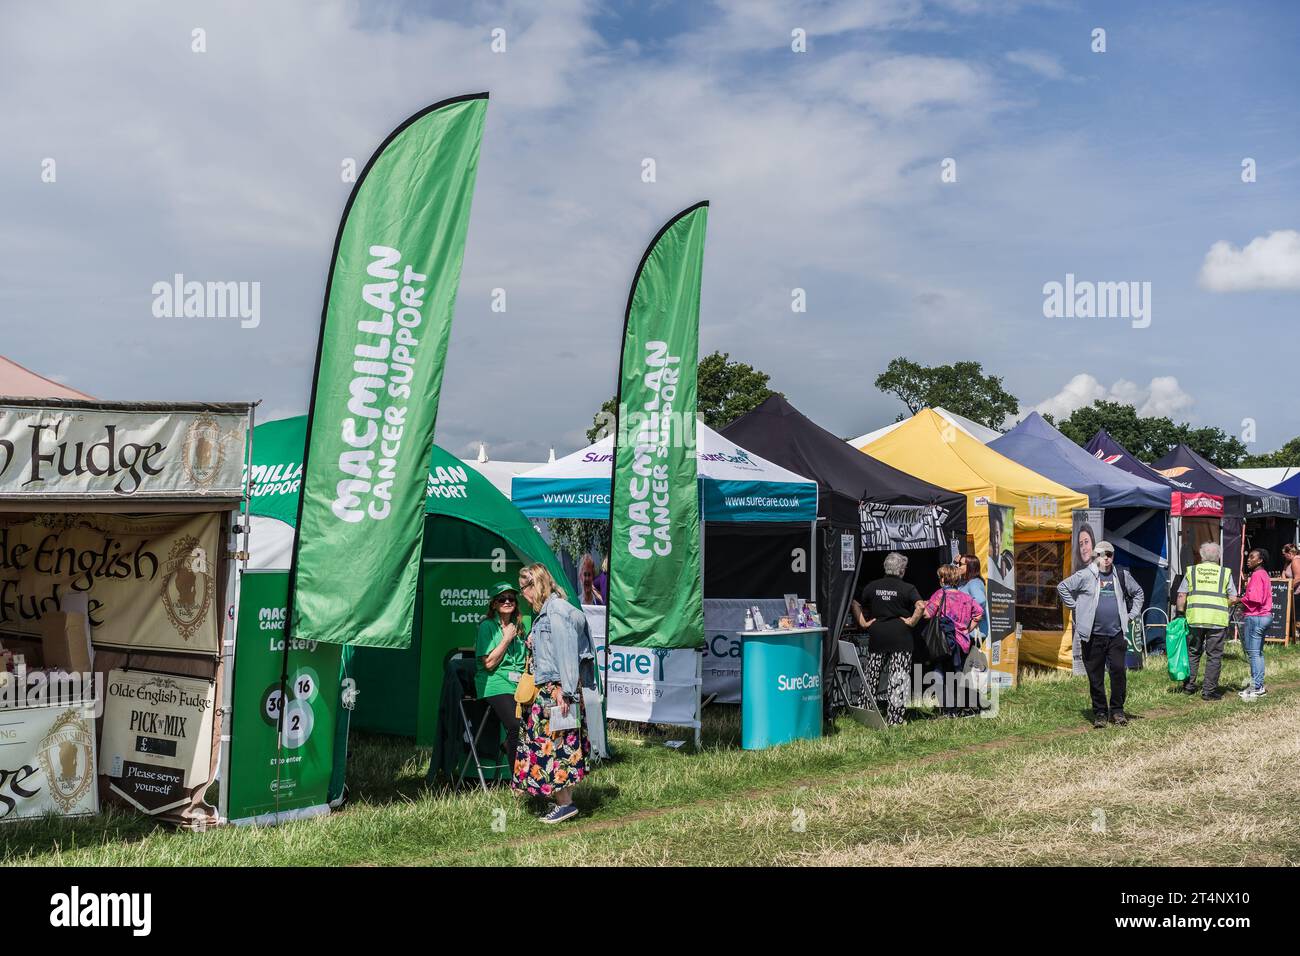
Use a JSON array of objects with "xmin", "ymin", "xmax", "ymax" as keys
[
  {"xmin": 986, "ymin": 504, "xmax": 1016, "ymax": 644},
  {"xmin": 291, "ymin": 94, "xmax": 488, "ymax": 649},
  {"xmin": 585, "ymin": 605, "xmax": 699, "ymax": 725},
  {"xmin": 608, "ymin": 202, "xmax": 708, "ymax": 649},
  {"xmin": 985, "ymin": 504, "xmax": 1020, "ymax": 687},
  {"xmin": 1072, "ymin": 508, "xmax": 1105, "ymax": 574},
  {"xmin": 226, "ymin": 572, "xmax": 342, "ymax": 824}
]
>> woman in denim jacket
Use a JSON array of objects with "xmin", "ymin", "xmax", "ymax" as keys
[{"xmin": 512, "ymin": 562, "xmax": 595, "ymax": 823}]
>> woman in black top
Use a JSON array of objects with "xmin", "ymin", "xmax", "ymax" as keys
[{"xmin": 851, "ymin": 551, "xmax": 925, "ymax": 725}]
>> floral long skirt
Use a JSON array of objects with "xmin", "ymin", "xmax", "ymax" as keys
[{"xmin": 511, "ymin": 683, "xmax": 591, "ymax": 797}]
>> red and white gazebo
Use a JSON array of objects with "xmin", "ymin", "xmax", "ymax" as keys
[{"xmin": 0, "ymin": 354, "xmax": 93, "ymax": 399}]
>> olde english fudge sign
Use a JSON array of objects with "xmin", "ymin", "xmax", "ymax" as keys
[
  {"xmin": 0, "ymin": 404, "xmax": 247, "ymax": 499},
  {"xmin": 101, "ymin": 669, "xmax": 215, "ymax": 814}
]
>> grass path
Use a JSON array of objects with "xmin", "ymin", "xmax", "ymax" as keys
[
  {"xmin": 458, "ymin": 686, "xmax": 1300, "ymax": 867},
  {"xmin": 4, "ymin": 643, "xmax": 1297, "ymax": 865}
]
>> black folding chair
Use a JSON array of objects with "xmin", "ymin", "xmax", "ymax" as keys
[
  {"xmin": 831, "ymin": 639, "xmax": 887, "ymax": 730},
  {"xmin": 455, "ymin": 695, "xmax": 511, "ymax": 792}
]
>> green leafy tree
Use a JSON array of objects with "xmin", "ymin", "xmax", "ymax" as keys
[
  {"xmin": 586, "ymin": 396, "xmax": 618, "ymax": 444},
  {"xmin": 1052, "ymin": 400, "xmax": 1248, "ymax": 467},
  {"xmin": 1241, "ymin": 436, "xmax": 1300, "ymax": 467},
  {"xmin": 565, "ymin": 353, "xmax": 778, "ymax": 562},
  {"xmin": 585, "ymin": 351, "xmax": 778, "ymax": 442},
  {"xmin": 874, "ymin": 358, "xmax": 1019, "ymax": 430},
  {"xmin": 547, "ymin": 518, "xmax": 609, "ymax": 565},
  {"xmin": 696, "ymin": 351, "xmax": 778, "ymax": 428}
]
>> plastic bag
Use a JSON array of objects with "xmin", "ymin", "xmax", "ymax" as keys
[{"xmin": 1165, "ymin": 617, "xmax": 1190, "ymax": 683}]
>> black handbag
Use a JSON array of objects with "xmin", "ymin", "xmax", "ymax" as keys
[{"xmin": 920, "ymin": 592, "xmax": 949, "ymax": 662}]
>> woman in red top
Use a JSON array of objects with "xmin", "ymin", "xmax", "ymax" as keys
[{"xmin": 923, "ymin": 564, "xmax": 985, "ymax": 717}]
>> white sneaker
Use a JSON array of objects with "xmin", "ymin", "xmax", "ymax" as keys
[{"xmin": 1238, "ymin": 688, "xmax": 1257, "ymax": 701}]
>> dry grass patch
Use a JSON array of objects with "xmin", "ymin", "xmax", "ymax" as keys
[{"xmin": 483, "ymin": 694, "xmax": 1300, "ymax": 867}]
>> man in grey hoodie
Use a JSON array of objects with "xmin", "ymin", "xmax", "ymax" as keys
[{"xmin": 1057, "ymin": 541, "xmax": 1145, "ymax": 729}]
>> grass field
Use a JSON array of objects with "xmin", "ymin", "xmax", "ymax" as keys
[{"xmin": 4, "ymin": 642, "xmax": 1299, "ymax": 866}]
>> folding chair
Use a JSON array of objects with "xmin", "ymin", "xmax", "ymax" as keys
[
  {"xmin": 455, "ymin": 695, "xmax": 511, "ymax": 792},
  {"xmin": 833, "ymin": 639, "xmax": 888, "ymax": 730}
]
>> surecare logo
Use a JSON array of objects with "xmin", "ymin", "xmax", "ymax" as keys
[{"xmin": 776, "ymin": 672, "xmax": 820, "ymax": 692}]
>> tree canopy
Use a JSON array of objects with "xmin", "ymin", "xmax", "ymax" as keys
[
  {"xmin": 1048, "ymin": 400, "xmax": 1249, "ymax": 468},
  {"xmin": 585, "ymin": 350, "xmax": 778, "ymax": 442},
  {"xmin": 1240, "ymin": 436, "xmax": 1300, "ymax": 468},
  {"xmin": 874, "ymin": 358, "xmax": 1019, "ymax": 430}
]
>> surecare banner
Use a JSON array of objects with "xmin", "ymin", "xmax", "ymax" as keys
[
  {"xmin": 292, "ymin": 94, "xmax": 488, "ymax": 648},
  {"xmin": 608, "ymin": 202, "xmax": 708, "ymax": 649}
]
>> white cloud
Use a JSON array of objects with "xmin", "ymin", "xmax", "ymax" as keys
[
  {"xmin": 1033, "ymin": 374, "xmax": 1194, "ymax": 420},
  {"xmin": 816, "ymin": 54, "xmax": 994, "ymax": 118},
  {"xmin": 3, "ymin": 0, "xmax": 1286, "ymax": 457},
  {"xmin": 1198, "ymin": 229, "xmax": 1300, "ymax": 291},
  {"xmin": 1140, "ymin": 376, "xmax": 1195, "ymax": 418},
  {"xmin": 699, "ymin": 0, "xmax": 924, "ymax": 53},
  {"xmin": 1004, "ymin": 49, "xmax": 1065, "ymax": 79},
  {"xmin": 1033, "ymin": 373, "xmax": 1106, "ymax": 420}
]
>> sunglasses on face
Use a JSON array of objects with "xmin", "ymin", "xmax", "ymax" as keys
[{"xmin": 497, "ymin": 595, "xmax": 517, "ymax": 604}]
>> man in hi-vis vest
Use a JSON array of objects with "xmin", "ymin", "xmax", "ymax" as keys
[{"xmin": 1175, "ymin": 541, "xmax": 1239, "ymax": 700}]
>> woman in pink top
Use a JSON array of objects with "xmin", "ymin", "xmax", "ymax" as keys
[
  {"xmin": 923, "ymin": 564, "xmax": 984, "ymax": 716},
  {"xmin": 1239, "ymin": 548, "xmax": 1273, "ymax": 699}
]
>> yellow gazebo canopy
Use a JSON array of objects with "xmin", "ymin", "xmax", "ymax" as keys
[
  {"xmin": 860, "ymin": 410, "xmax": 1091, "ymax": 671},
  {"xmin": 859, "ymin": 408, "xmax": 1088, "ymax": 552}
]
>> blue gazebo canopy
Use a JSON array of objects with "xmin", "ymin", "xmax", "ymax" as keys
[
  {"xmin": 1273, "ymin": 472, "xmax": 1300, "ymax": 498},
  {"xmin": 991, "ymin": 412, "xmax": 1171, "ymax": 510}
]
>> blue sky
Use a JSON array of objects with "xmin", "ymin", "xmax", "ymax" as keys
[{"xmin": 2, "ymin": 0, "xmax": 1297, "ymax": 460}]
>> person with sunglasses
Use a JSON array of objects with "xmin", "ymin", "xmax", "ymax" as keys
[
  {"xmin": 475, "ymin": 581, "xmax": 527, "ymax": 767},
  {"xmin": 1057, "ymin": 540, "xmax": 1144, "ymax": 728}
]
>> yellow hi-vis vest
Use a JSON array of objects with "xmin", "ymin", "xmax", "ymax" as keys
[{"xmin": 1185, "ymin": 563, "xmax": 1231, "ymax": 628}]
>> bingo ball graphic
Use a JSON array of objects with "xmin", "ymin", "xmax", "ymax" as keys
[{"xmin": 281, "ymin": 698, "xmax": 314, "ymax": 749}]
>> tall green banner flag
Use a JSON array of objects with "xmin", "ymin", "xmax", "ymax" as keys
[
  {"xmin": 292, "ymin": 94, "xmax": 488, "ymax": 647},
  {"xmin": 608, "ymin": 202, "xmax": 708, "ymax": 648}
]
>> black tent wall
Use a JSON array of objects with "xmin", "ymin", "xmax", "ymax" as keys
[{"xmin": 704, "ymin": 523, "xmax": 812, "ymax": 599}]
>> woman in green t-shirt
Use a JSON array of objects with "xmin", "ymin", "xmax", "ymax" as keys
[{"xmin": 476, "ymin": 581, "xmax": 527, "ymax": 766}]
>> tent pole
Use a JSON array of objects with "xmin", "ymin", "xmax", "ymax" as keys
[
  {"xmin": 809, "ymin": 521, "xmax": 817, "ymax": 607},
  {"xmin": 698, "ymin": 518, "xmax": 706, "ymax": 750}
]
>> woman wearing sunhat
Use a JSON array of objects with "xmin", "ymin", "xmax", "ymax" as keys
[{"xmin": 476, "ymin": 581, "xmax": 527, "ymax": 766}]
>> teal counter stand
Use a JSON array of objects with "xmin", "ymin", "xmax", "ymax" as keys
[{"xmin": 739, "ymin": 627, "xmax": 826, "ymax": 750}]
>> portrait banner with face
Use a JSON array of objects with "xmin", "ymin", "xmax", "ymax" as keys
[
  {"xmin": 986, "ymin": 504, "xmax": 1015, "ymax": 643},
  {"xmin": 0, "ymin": 512, "xmax": 221, "ymax": 654},
  {"xmin": 1072, "ymin": 509, "xmax": 1105, "ymax": 574}
]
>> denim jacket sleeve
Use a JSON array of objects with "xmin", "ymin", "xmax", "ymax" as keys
[{"xmin": 529, "ymin": 594, "xmax": 596, "ymax": 697}]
